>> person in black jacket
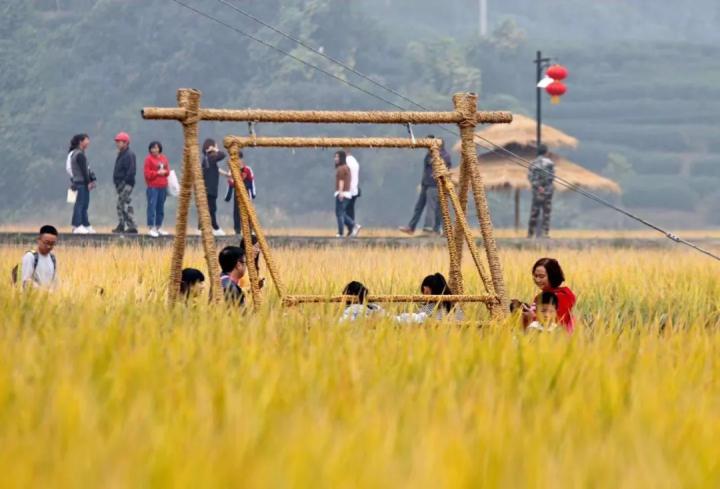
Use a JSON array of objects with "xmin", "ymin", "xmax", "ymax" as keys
[
  {"xmin": 112, "ymin": 132, "xmax": 138, "ymax": 234},
  {"xmin": 201, "ymin": 138, "xmax": 229, "ymax": 236},
  {"xmin": 68, "ymin": 133, "xmax": 97, "ymax": 234}
]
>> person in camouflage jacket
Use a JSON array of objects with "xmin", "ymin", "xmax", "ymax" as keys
[{"xmin": 527, "ymin": 145, "xmax": 555, "ymax": 238}]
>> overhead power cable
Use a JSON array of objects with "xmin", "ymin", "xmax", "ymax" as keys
[
  {"xmin": 169, "ymin": 0, "xmax": 408, "ymax": 113},
  {"xmin": 170, "ymin": 0, "xmax": 720, "ymax": 262}
]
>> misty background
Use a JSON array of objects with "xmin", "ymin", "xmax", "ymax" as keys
[{"xmin": 2, "ymin": 0, "xmax": 720, "ymax": 230}]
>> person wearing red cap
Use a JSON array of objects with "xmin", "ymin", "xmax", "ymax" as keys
[{"xmin": 112, "ymin": 132, "xmax": 138, "ymax": 234}]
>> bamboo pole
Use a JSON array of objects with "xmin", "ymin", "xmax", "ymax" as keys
[
  {"xmin": 431, "ymin": 145, "xmax": 463, "ymax": 295},
  {"xmin": 168, "ymin": 90, "xmax": 195, "ymax": 304},
  {"xmin": 431, "ymin": 149, "xmax": 494, "ymax": 297},
  {"xmin": 224, "ymin": 136, "xmax": 440, "ymax": 149},
  {"xmin": 449, "ymin": 93, "xmax": 475, "ymax": 294},
  {"xmin": 283, "ymin": 294, "xmax": 498, "ymax": 306},
  {"xmin": 224, "ymin": 143, "xmax": 286, "ymax": 299},
  {"xmin": 227, "ymin": 145, "xmax": 261, "ymax": 308},
  {"xmin": 179, "ymin": 89, "xmax": 222, "ymax": 304},
  {"xmin": 458, "ymin": 94, "xmax": 508, "ymax": 314},
  {"xmin": 143, "ymin": 107, "xmax": 512, "ymax": 125}
]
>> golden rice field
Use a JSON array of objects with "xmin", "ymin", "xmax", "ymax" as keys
[{"xmin": 1, "ymin": 242, "xmax": 719, "ymax": 487}]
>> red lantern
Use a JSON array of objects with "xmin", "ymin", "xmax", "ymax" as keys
[
  {"xmin": 546, "ymin": 81, "xmax": 567, "ymax": 104},
  {"xmin": 546, "ymin": 64, "xmax": 568, "ymax": 81}
]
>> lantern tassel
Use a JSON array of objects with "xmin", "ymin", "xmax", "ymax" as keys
[{"xmin": 551, "ymin": 95, "xmax": 560, "ymax": 105}]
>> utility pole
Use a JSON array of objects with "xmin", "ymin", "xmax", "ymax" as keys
[
  {"xmin": 534, "ymin": 50, "xmax": 551, "ymax": 155},
  {"xmin": 478, "ymin": 0, "xmax": 488, "ymax": 37}
]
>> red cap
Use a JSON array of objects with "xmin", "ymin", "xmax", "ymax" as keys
[{"xmin": 114, "ymin": 132, "xmax": 130, "ymax": 143}]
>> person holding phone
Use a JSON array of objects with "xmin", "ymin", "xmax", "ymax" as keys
[{"xmin": 201, "ymin": 138, "xmax": 230, "ymax": 236}]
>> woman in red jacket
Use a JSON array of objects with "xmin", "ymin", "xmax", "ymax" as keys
[
  {"xmin": 144, "ymin": 141, "xmax": 170, "ymax": 237},
  {"xmin": 530, "ymin": 257, "xmax": 576, "ymax": 332}
]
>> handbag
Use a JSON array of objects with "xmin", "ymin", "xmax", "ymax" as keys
[
  {"xmin": 167, "ymin": 170, "xmax": 180, "ymax": 197},
  {"xmin": 66, "ymin": 188, "xmax": 77, "ymax": 204}
]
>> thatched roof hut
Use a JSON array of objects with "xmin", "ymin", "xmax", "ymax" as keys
[
  {"xmin": 450, "ymin": 144, "xmax": 621, "ymax": 194},
  {"xmin": 452, "ymin": 113, "xmax": 578, "ymax": 153}
]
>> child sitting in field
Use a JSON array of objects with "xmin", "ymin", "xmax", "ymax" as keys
[
  {"xmin": 339, "ymin": 281, "xmax": 382, "ymax": 322},
  {"xmin": 526, "ymin": 291, "xmax": 559, "ymax": 332},
  {"xmin": 396, "ymin": 273, "xmax": 463, "ymax": 324}
]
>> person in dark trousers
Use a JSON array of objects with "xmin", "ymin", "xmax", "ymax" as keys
[
  {"xmin": 527, "ymin": 144, "xmax": 555, "ymax": 238},
  {"xmin": 18, "ymin": 225, "xmax": 59, "ymax": 290},
  {"xmin": 223, "ymin": 150, "xmax": 257, "ymax": 235},
  {"xmin": 398, "ymin": 136, "xmax": 452, "ymax": 235},
  {"xmin": 219, "ymin": 245, "xmax": 246, "ymax": 305},
  {"xmin": 144, "ymin": 141, "xmax": 170, "ymax": 237},
  {"xmin": 201, "ymin": 138, "xmax": 229, "ymax": 236},
  {"xmin": 344, "ymin": 148, "xmax": 361, "ymax": 236},
  {"xmin": 69, "ymin": 133, "xmax": 96, "ymax": 234},
  {"xmin": 112, "ymin": 132, "xmax": 138, "ymax": 234},
  {"xmin": 334, "ymin": 151, "xmax": 360, "ymax": 238}
]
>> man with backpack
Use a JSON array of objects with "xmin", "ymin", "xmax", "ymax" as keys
[
  {"xmin": 112, "ymin": 132, "xmax": 138, "ymax": 234},
  {"xmin": 17, "ymin": 225, "xmax": 59, "ymax": 290}
]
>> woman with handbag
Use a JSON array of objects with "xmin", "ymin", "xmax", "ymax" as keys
[
  {"xmin": 68, "ymin": 133, "xmax": 96, "ymax": 234},
  {"xmin": 144, "ymin": 141, "xmax": 170, "ymax": 237}
]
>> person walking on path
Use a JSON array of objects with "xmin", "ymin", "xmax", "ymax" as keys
[
  {"xmin": 399, "ymin": 136, "xmax": 452, "ymax": 236},
  {"xmin": 201, "ymin": 138, "xmax": 230, "ymax": 236},
  {"xmin": 334, "ymin": 151, "xmax": 361, "ymax": 238},
  {"xmin": 68, "ymin": 134, "xmax": 96, "ymax": 234},
  {"xmin": 344, "ymin": 148, "xmax": 361, "ymax": 236},
  {"xmin": 112, "ymin": 132, "xmax": 138, "ymax": 234},
  {"xmin": 144, "ymin": 141, "xmax": 170, "ymax": 237},
  {"xmin": 527, "ymin": 144, "xmax": 555, "ymax": 238},
  {"xmin": 18, "ymin": 225, "xmax": 59, "ymax": 290},
  {"xmin": 223, "ymin": 150, "xmax": 257, "ymax": 235}
]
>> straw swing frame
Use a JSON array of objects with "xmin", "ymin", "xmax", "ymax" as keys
[{"xmin": 142, "ymin": 89, "xmax": 512, "ymax": 314}]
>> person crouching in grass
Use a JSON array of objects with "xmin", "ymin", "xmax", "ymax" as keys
[
  {"xmin": 219, "ymin": 246, "xmax": 246, "ymax": 306},
  {"xmin": 339, "ymin": 281, "xmax": 382, "ymax": 322},
  {"xmin": 396, "ymin": 273, "xmax": 464, "ymax": 324},
  {"xmin": 180, "ymin": 268, "xmax": 205, "ymax": 302}
]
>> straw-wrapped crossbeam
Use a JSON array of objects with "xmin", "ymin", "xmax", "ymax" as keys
[
  {"xmin": 143, "ymin": 108, "xmax": 512, "ymax": 125},
  {"xmin": 224, "ymin": 136, "xmax": 441, "ymax": 149},
  {"xmin": 282, "ymin": 294, "xmax": 499, "ymax": 307}
]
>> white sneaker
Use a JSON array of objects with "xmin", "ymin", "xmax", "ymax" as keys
[
  {"xmin": 351, "ymin": 224, "xmax": 362, "ymax": 237},
  {"xmin": 335, "ymin": 233, "xmax": 343, "ymax": 238},
  {"xmin": 149, "ymin": 228, "xmax": 159, "ymax": 238},
  {"xmin": 212, "ymin": 228, "xmax": 226, "ymax": 237},
  {"xmin": 85, "ymin": 226, "xmax": 97, "ymax": 234},
  {"xmin": 73, "ymin": 225, "xmax": 89, "ymax": 234},
  {"xmin": 157, "ymin": 228, "xmax": 169, "ymax": 236}
]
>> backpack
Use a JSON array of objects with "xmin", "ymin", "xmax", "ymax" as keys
[
  {"xmin": 66, "ymin": 150, "xmax": 78, "ymax": 178},
  {"xmin": 11, "ymin": 251, "xmax": 57, "ymax": 285}
]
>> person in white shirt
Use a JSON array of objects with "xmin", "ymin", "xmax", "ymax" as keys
[
  {"xmin": 20, "ymin": 225, "xmax": 59, "ymax": 290},
  {"xmin": 344, "ymin": 147, "xmax": 361, "ymax": 236},
  {"xmin": 334, "ymin": 151, "xmax": 361, "ymax": 237}
]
